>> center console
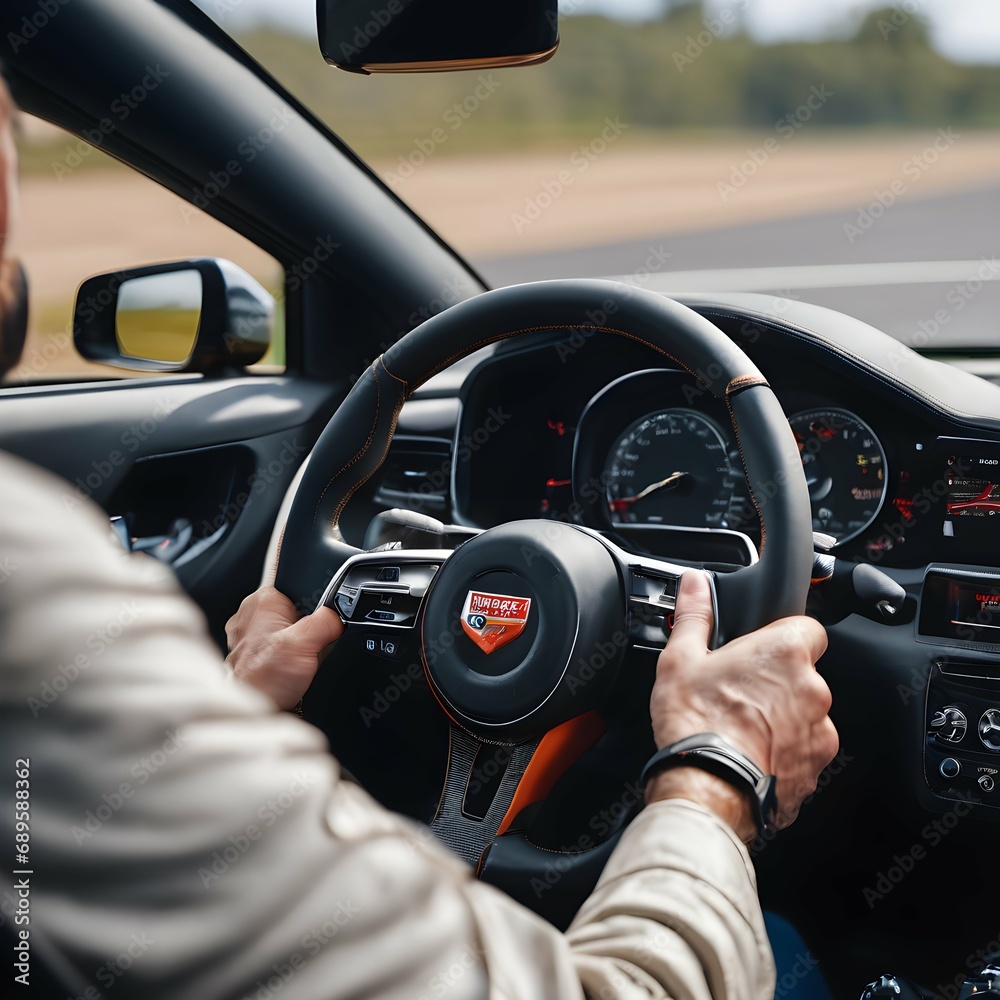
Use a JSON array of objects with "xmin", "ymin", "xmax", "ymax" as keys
[
  {"xmin": 913, "ymin": 437, "xmax": 1000, "ymax": 809},
  {"xmin": 918, "ymin": 567, "xmax": 1000, "ymax": 807}
]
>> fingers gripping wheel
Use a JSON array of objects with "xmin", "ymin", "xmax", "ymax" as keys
[{"xmin": 273, "ymin": 280, "xmax": 814, "ymax": 917}]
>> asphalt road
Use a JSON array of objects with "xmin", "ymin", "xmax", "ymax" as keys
[{"xmin": 478, "ymin": 183, "xmax": 1000, "ymax": 349}]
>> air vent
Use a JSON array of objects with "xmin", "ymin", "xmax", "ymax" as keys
[{"xmin": 374, "ymin": 436, "xmax": 452, "ymax": 516}]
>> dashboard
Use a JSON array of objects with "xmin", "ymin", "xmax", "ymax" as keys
[{"xmin": 444, "ymin": 315, "xmax": 1000, "ymax": 573}]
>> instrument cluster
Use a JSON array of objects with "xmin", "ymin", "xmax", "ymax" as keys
[{"xmin": 572, "ymin": 369, "xmax": 889, "ymax": 550}]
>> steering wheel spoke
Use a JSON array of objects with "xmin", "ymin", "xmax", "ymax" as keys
[{"xmin": 431, "ymin": 712, "xmax": 606, "ymax": 870}]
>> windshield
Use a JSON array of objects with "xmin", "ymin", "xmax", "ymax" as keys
[{"xmin": 191, "ymin": 0, "xmax": 1000, "ymax": 352}]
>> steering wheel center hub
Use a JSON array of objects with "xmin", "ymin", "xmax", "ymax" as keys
[{"xmin": 420, "ymin": 520, "xmax": 626, "ymax": 742}]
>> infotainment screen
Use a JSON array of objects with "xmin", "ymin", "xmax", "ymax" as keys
[
  {"xmin": 943, "ymin": 452, "xmax": 1000, "ymax": 538},
  {"xmin": 920, "ymin": 571, "xmax": 1000, "ymax": 644}
]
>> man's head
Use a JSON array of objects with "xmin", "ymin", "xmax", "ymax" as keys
[{"xmin": 0, "ymin": 71, "xmax": 27, "ymax": 379}]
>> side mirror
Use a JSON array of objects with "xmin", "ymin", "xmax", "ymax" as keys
[
  {"xmin": 74, "ymin": 259, "xmax": 274, "ymax": 374},
  {"xmin": 318, "ymin": 0, "xmax": 559, "ymax": 74}
]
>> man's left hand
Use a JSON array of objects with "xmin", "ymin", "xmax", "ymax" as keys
[{"xmin": 226, "ymin": 587, "xmax": 344, "ymax": 709}]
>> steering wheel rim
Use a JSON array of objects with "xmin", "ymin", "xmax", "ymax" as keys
[
  {"xmin": 275, "ymin": 278, "xmax": 812, "ymax": 634},
  {"xmin": 273, "ymin": 278, "xmax": 813, "ymax": 921}
]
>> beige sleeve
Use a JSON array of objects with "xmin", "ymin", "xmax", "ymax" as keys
[{"xmin": 0, "ymin": 451, "xmax": 774, "ymax": 1000}]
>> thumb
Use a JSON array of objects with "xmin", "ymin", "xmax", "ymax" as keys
[
  {"xmin": 668, "ymin": 570, "xmax": 716, "ymax": 657},
  {"xmin": 284, "ymin": 605, "xmax": 345, "ymax": 657}
]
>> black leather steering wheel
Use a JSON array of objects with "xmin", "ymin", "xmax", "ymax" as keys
[{"xmin": 274, "ymin": 279, "xmax": 813, "ymax": 923}]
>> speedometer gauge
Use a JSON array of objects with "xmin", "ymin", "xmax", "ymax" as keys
[
  {"xmin": 789, "ymin": 408, "xmax": 887, "ymax": 544},
  {"xmin": 606, "ymin": 408, "xmax": 747, "ymax": 529}
]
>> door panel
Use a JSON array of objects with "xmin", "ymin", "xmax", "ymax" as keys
[{"xmin": 0, "ymin": 376, "xmax": 343, "ymax": 642}]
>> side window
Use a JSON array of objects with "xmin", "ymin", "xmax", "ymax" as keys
[{"xmin": 5, "ymin": 115, "xmax": 285, "ymax": 385}]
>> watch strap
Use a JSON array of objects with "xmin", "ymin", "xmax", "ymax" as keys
[{"xmin": 640, "ymin": 733, "xmax": 778, "ymax": 836}]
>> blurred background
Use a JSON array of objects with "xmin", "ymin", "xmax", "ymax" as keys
[{"xmin": 9, "ymin": 0, "xmax": 1000, "ymax": 379}]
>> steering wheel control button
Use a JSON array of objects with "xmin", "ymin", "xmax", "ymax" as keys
[
  {"xmin": 420, "ymin": 520, "xmax": 626, "ymax": 742},
  {"xmin": 335, "ymin": 587, "xmax": 360, "ymax": 619},
  {"xmin": 930, "ymin": 705, "xmax": 968, "ymax": 744},
  {"xmin": 979, "ymin": 773, "xmax": 996, "ymax": 793},
  {"xmin": 628, "ymin": 569, "xmax": 680, "ymax": 647},
  {"xmin": 363, "ymin": 635, "xmax": 400, "ymax": 658},
  {"xmin": 939, "ymin": 758, "xmax": 962, "ymax": 780},
  {"xmin": 327, "ymin": 559, "xmax": 441, "ymax": 628},
  {"xmin": 979, "ymin": 708, "xmax": 1000, "ymax": 751}
]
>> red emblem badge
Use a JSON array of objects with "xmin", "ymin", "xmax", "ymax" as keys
[{"xmin": 461, "ymin": 590, "xmax": 532, "ymax": 655}]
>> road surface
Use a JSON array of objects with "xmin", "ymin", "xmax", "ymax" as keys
[{"xmin": 479, "ymin": 182, "xmax": 1000, "ymax": 349}]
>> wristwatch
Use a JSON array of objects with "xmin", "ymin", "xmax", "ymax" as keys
[{"xmin": 640, "ymin": 732, "xmax": 778, "ymax": 836}]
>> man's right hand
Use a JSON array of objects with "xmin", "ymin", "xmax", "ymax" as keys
[{"xmin": 647, "ymin": 570, "xmax": 838, "ymax": 840}]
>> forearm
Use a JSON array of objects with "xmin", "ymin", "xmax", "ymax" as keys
[{"xmin": 0, "ymin": 452, "xmax": 773, "ymax": 1000}]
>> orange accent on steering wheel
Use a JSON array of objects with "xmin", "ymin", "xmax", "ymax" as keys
[{"xmin": 495, "ymin": 711, "xmax": 607, "ymax": 837}]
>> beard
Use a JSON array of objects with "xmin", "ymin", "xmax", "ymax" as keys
[{"xmin": 0, "ymin": 258, "xmax": 28, "ymax": 377}]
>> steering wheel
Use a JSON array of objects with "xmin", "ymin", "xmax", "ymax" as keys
[{"xmin": 274, "ymin": 279, "xmax": 813, "ymax": 924}]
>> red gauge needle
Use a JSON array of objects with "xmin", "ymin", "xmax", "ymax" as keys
[{"xmin": 610, "ymin": 471, "xmax": 690, "ymax": 512}]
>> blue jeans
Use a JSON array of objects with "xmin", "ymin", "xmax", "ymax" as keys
[{"xmin": 764, "ymin": 911, "xmax": 833, "ymax": 1000}]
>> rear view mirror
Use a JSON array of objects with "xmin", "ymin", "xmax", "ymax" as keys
[
  {"xmin": 318, "ymin": 0, "xmax": 559, "ymax": 74},
  {"xmin": 74, "ymin": 259, "xmax": 274, "ymax": 374}
]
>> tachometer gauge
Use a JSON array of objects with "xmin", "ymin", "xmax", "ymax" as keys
[
  {"xmin": 788, "ymin": 408, "xmax": 887, "ymax": 544},
  {"xmin": 606, "ymin": 408, "xmax": 748, "ymax": 529}
]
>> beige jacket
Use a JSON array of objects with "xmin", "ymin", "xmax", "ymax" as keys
[{"xmin": 0, "ymin": 451, "xmax": 774, "ymax": 1000}]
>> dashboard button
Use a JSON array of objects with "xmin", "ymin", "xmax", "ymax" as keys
[
  {"xmin": 939, "ymin": 757, "xmax": 962, "ymax": 780},
  {"xmin": 979, "ymin": 773, "xmax": 996, "ymax": 793}
]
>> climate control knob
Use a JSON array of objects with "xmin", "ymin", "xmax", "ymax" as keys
[
  {"xmin": 979, "ymin": 709, "xmax": 1000, "ymax": 752},
  {"xmin": 930, "ymin": 705, "xmax": 968, "ymax": 744}
]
